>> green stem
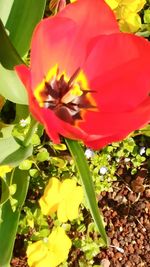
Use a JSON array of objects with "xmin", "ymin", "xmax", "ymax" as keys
[
  {"xmin": 23, "ymin": 116, "xmax": 38, "ymax": 147},
  {"xmin": 65, "ymin": 138, "xmax": 108, "ymax": 247}
]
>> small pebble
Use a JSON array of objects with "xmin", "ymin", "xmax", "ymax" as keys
[{"xmin": 100, "ymin": 259, "xmax": 110, "ymax": 267}]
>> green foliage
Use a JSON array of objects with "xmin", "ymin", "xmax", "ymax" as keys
[
  {"xmin": 0, "ymin": 0, "xmax": 46, "ymax": 57},
  {"xmin": 36, "ymin": 148, "xmax": 50, "ymax": 162},
  {"xmin": 144, "ymin": 9, "xmax": 150, "ymax": 23},
  {"xmin": 0, "ymin": 168, "xmax": 30, "ymax": 266}
]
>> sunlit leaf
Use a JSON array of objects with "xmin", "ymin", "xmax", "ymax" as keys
[
  {"xmin": 0, "ymin": 168, "xmax": 30, "ymax": 266},
  {"xmin": 0, "ymin": 20, "xmax": 23, "ymax": 69},
  {"xmin": 5, "ymin": 0, "xmax": 46, "ymax": 57},
  {"xmin": 0, "ymin": 0, "xmax": 14, "ymax": 25},
  {"xmin": 0, "ymin": 136, "xmax": 33, "ymax": 167},
  {"xmin": 65, "ymin": 139, "xmax": 108, "ymax": 246},
  {"xmin": 0, "ymin": 65, "xmax": 28, "ymax": 104},
  {"xmin": 0, "ymin": 20, "xmax": 27, "ymax": 104},
  {"xmin": 0, "ymin": 178, "xmax": 10, "ymax": 206}
]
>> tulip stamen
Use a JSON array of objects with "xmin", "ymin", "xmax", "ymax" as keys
[{"xmin": 35, "ymin": 66, "xmax": 97, "ymax": 124}]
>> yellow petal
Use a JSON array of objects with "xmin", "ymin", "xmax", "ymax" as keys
[
  {"xmin": 27, "ymin": 241, "xmax": 48, "ymax": 267},
  {"xmin": 120, "ymin": 0, "xmax": 146, "ymax": 12},
  {"xmin": 105, "ymin": 0, "xmax": 120, "ymax": 10},
  {"xmin": 48, "ymin": 227, "xmax": 72, "ymax": 266},
  {"xmin": 119, "ymin": 13, "xmax": 141, "ymax": 32},
  {"xmin": 57, "ymin": 201, "xmax": 68, "ymax": 222},
  {"xmin": 57, "ymin": 179, "xmax": 83, "ymax": 222},
  {"xmin": 39, "ymin": 177, "xmax": 61, "ymax": 215},
  {"xmin": 59, "ymin": 179, "xmax": 76, "ymax": 195},
  {"xmin": 27, "ymin": 227, "xmax": 71, "ymax": 267},
  {"xmin": 0, "ymin": 165, "xmax": 12, "ymax": 178}
]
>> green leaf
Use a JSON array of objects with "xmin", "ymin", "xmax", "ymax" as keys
[
  {"xmin": 0, "ymin": 124, "xmax": 14, "ymax": 138},
  {"xmin": 19, "ymin": 159, "xmax": 32, "ymax": 170},
  {"xmin": 146, "ymin": 148, "xmax": 150, "ymax": 156},
  {"xmin": 5, "ymin": 0, "xmax": 46, "ymax": 57},
  {"xmin": 0, "ymin": 20, "xmax": 23, "ymax": 69},
  {"xmin": 0, "ymin": 0, "xmax": 14, "ymax": 25},
  {"xmin": 0, "ymin": 20, "xmax": 28, "ymax": 104},
  {"xmin": 140, "ymin": 125, "xmax": 150, "ymax": 137},
  {"xmin": 1, "ymin": 144, "xmax": 33, "ymax": 167},
  {"xmin": 0, "ymin": 178, "xmax": 10, "ymax": 206},
  {"xmin": 37, "ymin": 149, "xmax": 49, "ymax": 162},
  {"xmin": 0, "ymin": 65, "xmax": 28, "ymax": 104},
  {"xmin": 0, "ymin": 168, "xmax": 30, "ymax": 266},
  {"xmin": 65, "ymin": 139, "xmax": 108, "ymax": 247},
  {"xmin": 0, "ymin": 136, "xmax": 33, "ymax": 167},
  {"xmin": 144, "ymin": 9, "xmax": 150, "ymax": 24},
  {"xmin": 14, "ymin": 104, "xmax": 29, "ymax": 122},
  {"xmin": 0, "ymin": 136, "xmax": 20, "ymax": 162}
]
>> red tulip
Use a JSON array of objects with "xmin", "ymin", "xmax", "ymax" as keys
[{"xmin": 15, "ymin": 0, "xmax": 150, "ymax": 149}]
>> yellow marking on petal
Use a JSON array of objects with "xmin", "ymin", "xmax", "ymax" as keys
[
  {"xmin": 76, "ymin": 70, "xmax": 88, "ymax": 90},
  {"xmin": 46, "ymin": 64, "xmax": 58, "ymax": 83},
  {"xmin": 34, "ymin": 64, "xmax": 58, "ymax": 107},
  {"xmin": 34, "ymin": 80, "xmax": 45, "ymax": 107},
  {"xmin": 70, "ymin": 83, "xmax": 83, "ymax": 97}
]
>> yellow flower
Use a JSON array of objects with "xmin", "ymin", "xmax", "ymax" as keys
[
  {"xmin": 105, "ymin": 0, "xmax": 146, "ymax": 32},
  {"xmin": 27, "ymin": 227, "xmax": 72, "ymax": 267},
  {"xmin": 0, "ymin": 165, "xmax": 12, "ymax": 178},
  {"xmin": 39, "ymin": 177, "xmax": 83, "ymax": 222},
  {"xmin": 105, "ymin": 0, "xmax": 119, "ymax": 10}
]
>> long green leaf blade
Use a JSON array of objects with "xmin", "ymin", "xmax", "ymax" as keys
[
  {"xmin": 65, "ymin": 139, "xmax": 108, "ymax": 246},
  {"xmin": 0, "ymin": 168, "xmax": 30, "ymax": 266},
  {"xmin": 0, "ymin": 65, "xmax": 28, "ymax": 104},
  {"xmin": 0, "ymin": 19, "xmax": 23, "ymax": 69},
  {"xmin": 5, "ymin": 0, "xmax": 46, "ymax": 57},
  {"xmin": 0, "ymin": 0, "xmax": 14, "ymax": 25},
  {"xmin": 0, "ymin": 20, "xmax": 27, "ymax": 104}
]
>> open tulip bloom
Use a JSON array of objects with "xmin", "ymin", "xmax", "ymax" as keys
[{"xmin": 15, "ymin": 0, "xmax": 150, "ymax": 149}]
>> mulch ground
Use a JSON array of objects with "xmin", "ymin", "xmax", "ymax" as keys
[{"xmin": 96, "ymin": 168, "xmax": 150, "ymax": 267}]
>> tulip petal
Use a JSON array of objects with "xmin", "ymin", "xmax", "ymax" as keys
[
  {"xmin": 15, "ymin": 0, "xmax": 150, "ymax": 149},
  {"xmin": 30, "ymin": 0, "xmax": 119, "ymax": 90},
  {"xmin": 30, "ymin": 16, "xmax": 82, "ymax": 89},
  {"xmin": 84, "ymin": 98, "xmax": 150, "ymax": 149},
  {"xmin": 59, "ymin": 0, "xmax": 119, "ymax": 35},
  {"xmin": 15, "ymin": 64, "xmax": 31, "ymax": 94},
  {"xmin": 82, "ymin": 33, "xmax": 150, "ymax": 112}
]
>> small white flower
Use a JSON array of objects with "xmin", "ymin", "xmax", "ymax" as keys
[
  {"xmin": 20, "ymin": 119, "xmax": 28, "ymax": 127},
  {"xmin": 107, "ymin": 155, "xmax": 111, "ymax": 161},
  {"xmin": 84, "ymin": 148, "xmax": 94, "ymax": 159},
  {"xmin": 124, "ymin": 158, "xmax": 130, "ymax": 163},
  {"xmin": 99, "ymin": 166, "xmax": 108, "ymax": 175},
  {"xmin": 139, "ymin": 147, "xmax": 146, "ymax": 155}
]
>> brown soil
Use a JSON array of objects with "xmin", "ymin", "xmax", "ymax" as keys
[{"xmin": 96, "ymin": 169, "xmax": 150, "ymax": 267}]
